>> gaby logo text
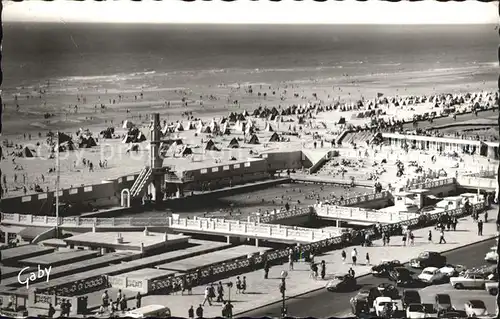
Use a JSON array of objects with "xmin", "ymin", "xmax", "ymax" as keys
[{"xmin": 17, "ymin": 265, "xmax": 52, "ymax": 289}]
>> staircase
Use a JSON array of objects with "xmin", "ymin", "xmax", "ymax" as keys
[
  {"xmin": 130, "ymin": 167, "xmax": 152, "ymax": 198},
  {"xmin": 340, "ymin": 131, "xmax": 374, "ymax": 145}
]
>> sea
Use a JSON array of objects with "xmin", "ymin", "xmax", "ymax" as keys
[{"xmin": 2, "ymin": 23, "xmax": 498, "ymax": 95}]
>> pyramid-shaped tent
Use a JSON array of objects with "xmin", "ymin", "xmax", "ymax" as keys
[
  {"xmin": 205, "ymin": 139, "xmax": 219, "ymax": 151},
  {"xmin": 122, "ymin": 120, "xmax": 135, "ymax": 129},
  {"xmin": 264, "ymin": 122, "xmax": 274, "ymax": 132},
  {"xmin": 269, "ymin": 132, "xmax": 280, "ymax": 142},
  {"xmin": 228, "ymin": 137, "xmax": 239, "ymax": 149},
  {"xmin": 248, "ymin": 134, "xmax": 260, "ymax": 145},
  {"xmin": 175, "ymin": 122, "xmax": 184, "ymax": 132},
  {"xmin": 185, "ymin": 121, "xmax": 195, "ymax": 130},
  {"xmin": 220, "ymin": 122, "xmax": 230, "ymax": 135},
  {"xmin": 235, "ymin": 120, "xmax": 245, "ymax": 133},
  {"xmin": 242, "ymin": 110, "xmax": 250, "ymax": 117},
  {"xmin": 180, "ymin": 146, "xmax": 193, "ymax": 157},
  {"xmin": 22, "ymin": 146, "xmax": 34, "ymax": 158}
]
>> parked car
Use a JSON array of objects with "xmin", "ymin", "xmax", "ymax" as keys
[
  {"xmin": 407, "ymin": 304, "xmax": 426, "ymax": 319},
  {"xmin": 389, "ymin": 267, "xmax": 414, "ymax": 286},
  {"xmin": 410, "ymin": 251, "xmax": 447, "ymax": 269},
  {"xmin": 439, "ymin": 310, "xmax": 467, "ymax": 318},
  {"xmin": 373, "ymin": 297, "xmax": 403, "ymax": 317},
  {"xmin": 377, "ymin": 283, "xmax": 400, "ymax": 299},
  {"xmin": 485, "ymin": 247, "xmax": 498, "ymax": 263},
  {"xmin": 371, "ymin": 260, "xmax": 402, "ymax": 277},
  {"xmin": 439, "ymin": 264, "xmax": 466, "ymax": 278},
  {"xmin": 485, "ymin": 282, "xmax": 499, "ymax": 295},
  {"xmin": 418, "ymin": 267, "xmax": 448, "ymax": 284},
  {"xmin": 422, "ymin": 303, "xmax": 438, "ymax": 318},
  {"xmin": 434, "ymin": 294, "xmax": 453, "ymax": 314},
  {"xmin": 464, "ymin": 300, "xmax": 488, "ymax": 317},
  {"xmin": 325, "ymin": 274, "xmax": 357, "ymax": 291},
  {"xmin": 350, "ymin": 292, "xmax": 371, "ymax": 316},
  {"xmin": 450, "ymin": 272, "xmax": 495, "ymax": 289},
  {"xmin": 402, "ymin": 290, "xmax": 421, "ymax": 309}
]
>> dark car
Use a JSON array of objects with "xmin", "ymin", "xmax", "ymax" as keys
[
  {"xmin": 350, "ymin": 295, "xmax": 370, "ymax": 315},
  {"xmin": 326, "ymin": 274, "xmax": 357, "ymax": 291},
  {"xmin": 377, "ymin": 283, "xmax": 400, "ymax": 299},
  {"xmin": 367, "ymin": 287, "xmax": 383, "ymax": 306},
  {"xmin": 371, "ymin": 260, "xmax": 402, "ymax": 277},
  {"xmin": 402, "ymin": 290, "xmax": 421, "ymax": 309},
  {"xmin": 434, "ymin": 294, "xmax": 453, "ymax": 314},
  {"xmin": 389, "ymin": 267, "xmax": 414, "ymax": 286},
  {"xmin": 410, "ymin": 251, "xmax": 447, "ymax": 269},
  {"xmin": 438, "ymin": 310, "xmax": 466, "ymax": 318}
]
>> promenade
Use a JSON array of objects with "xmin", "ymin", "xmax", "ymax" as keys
[{"xmin": 82, "ymin": 206, "xmax": 498, "ymax": 318}]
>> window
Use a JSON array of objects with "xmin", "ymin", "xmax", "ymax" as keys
[
  {"xmin": 223, "ymin": 166, "xmax": 230, "ymax": 171},
  {"xmin": 84, "ymin": 186, "xmax": 93, "ymax": 192},
  {"xmin": 233, "ymin": 164, "xmax": 240, "ymax": 169},
  {"xmin": 212, "ymin": 167, "xmax": 219, "ymax": 172},
  {"xmin": 200, "ymin": 168, "xmax": 208, "ymax": 174},
  {"xmin": 244, "ymin": 162, "xmax": 251, "ymax": 167}
]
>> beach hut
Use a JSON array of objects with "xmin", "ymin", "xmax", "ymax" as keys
[
  {"xmin": 264, "ymin": 122, "xmax": 274, "ymax": 132},
  {"xmin": 248, "ymin": 134, "xmax": 260, "ymax": 145},
  {"xmin": 269, "ymin": 132, "xmax": 280, "ymax": 142},
  {"xmin": 175, "ymin": 122, "xmax": 184, "ymax": 132},
  {"xmin": 205, "ymin": 139, "xmax": 218, "ymax": 151},
  {"xmin": 122, "ymin": 120, "xmax": 134, "ymax": 129},
  {"xmin": 228, "ymin": 137, "xmax": 239, "ymax": 149}
]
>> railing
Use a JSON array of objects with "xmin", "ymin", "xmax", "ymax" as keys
[
  {"xmin": 456, "ymin": 176, "xmax": 497, "ymax": 190},
  {"xmin": 315, "ymin": 205, "xmax": 419, "ymax": 223},
  {"xmin": 130, "ymin": 166, "xmax": 152, "ymax": 198},
  {"xmin": 249, "ymin": 207, "xmax": 312, "ymax": 224},
  {"xmin": 336, "ymin": 191, "xmax": 390, "ymax": 207},
  {"xmin": 168, "ymin": 217, "xmax": 339, "ymax": 242},
  {"xmin": 408, "ymin": 177, "xmax": 456, "ymax": 191}
]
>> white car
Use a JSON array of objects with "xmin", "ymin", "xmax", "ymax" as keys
[
  {"xmin": 418, "ymin": 267, "xmax": 448, "ymax": 284},
  {"xmin": 373, "ymin": 297, "xmax": 403, "ymax": 317},
  {"xmin": 406, "ymin": 303, "xmax": 426, "ymax": 319},
  {"xmin": 485, "ymin": 247, "xmax": 498, "ymax": 263},
  {"xmin": 464, "ymin": 300, "xmax": 488, "ymax": 317},
  {"xmin": 439, "ymin": 264, "xmax": 466, "ymax": 277}
]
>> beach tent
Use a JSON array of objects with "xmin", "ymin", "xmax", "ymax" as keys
[
  {"xmin": 175, "ymin": 122, "xmax": 184, "ymax": 132},
  {"xmin": 269, "ymin": 132, "xmax": 280, "ymax": 142},
  {"xmin": 245, "ymin": 125, "xmax": 254, "ymax": 136},
  {"xmin": 220, "ymin": 117, "xmax": 228, "ymax": 125},
  {"xmin": 100, "ymin": 127, "xmax": 114, "ymax": 139},
  {"xmin": 228, "ymin": 137, "xmax": 239, "ymax": 149},
  {"xmin": 196, "ymin": 125, "xmax": 203, "ymax": 135},
  {"xmin": 229, "ymin": 113, "xmax": 237, "ymax": 122},
  {"xmin": 196, "ymin": 120, "xmax": 204, "ymax": 129},
  {"xmin": 237, "ymin": 113, "xmax": 246, "ymax": 121},
  {"xmin": 242, "ymin": 110, "xmax": 250, "ymax": 117},
  {"xmin": 122, "ymin": 120, "xmax": 134, "ymax": 129},
  {"xmin": 58, "ymin": 132, "xmax": 72, "ymax": 144},
  {"xmin": 248, "ymin": 134, "xmax": 260, "ymax": 145},
  {"xmin": 209, "ymin": 120, "xmax": 217, "ymax": 132},
  {"xmin": 235, "ymin": 120, "xmax": 245, "ymax": 132},
  {"xmin": 185, "ymin": 121, "xmax": 195, "ymax": 130},
  {"xmin": 205, "ymin": 139, "xmax": 218, "ymax": 151},
  {"xmin": 78, "ymin": 136, "xmax": 97, "ymax": 148},
  {"xmin": 181, "ymin": 146, "xmax": 193, "ymax": 157},
  {"xmin": 264, "ymin": 122, "xmax": 274, "ymax": 132},
  {"xmin": 338, "ymin": 117, "xmax": 346, "ymax": 125},
  {"xmin": 22, "ymin": 147, "xmax": 34, "ymax": 158},
  {"xmin": 252, "ymin": 109, "xmax": 261, "ymax": 117},
  {"xmin": 161, "ymin": 126, "xmax": 174, "ymax": 135}
]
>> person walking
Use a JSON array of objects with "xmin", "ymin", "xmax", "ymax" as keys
[
  {"xmin": 264, "ymin": 260, "xmax": 270, "ymax": 279},
  {"xmin": 341, "ymin": 250, "xmax": 347, "ymax": 264},
  {"xmin": 402, "ymin": 233, "xmax": 407, "ymax": 246},
  {"xmin": 196, "ymin": 304, "xmax": 204, "ymax": 319},
  {"xmin": 452, "ymin": 217, "xmax": 457, "ymax": 231},
  {"xmin": 409, "ymin": 231, "xmax": 415, "ymax": 246},
  {"xmin": 216, "ymin": 282, "xmax": 225, "ymax": 303},
  {"xmin": 348, "ymin": 267, "xmax": 355, "ymax": 278},
  {"xmin": 439, "ymin": 229, "xmax": 446, "ymax": 244},
  {"xmin": 288, "ymin": 254, "xmax": 294, "ymax": 271},
  {"xmin": 241, "ymin": 276, "xmax": 247, "ymax": 294},
  {"xmin": 235, "ymin": 276, "xmax": 242, "ymax": 294},
  {"xmin": 188, "ymin": 305, "xmax": 194, "ymax": 319},
  {"xmin": 136, "ymin": 292, "xmax": 141, "ymax": 309},
  {"xmin": 320, "ymin": 260, "xmax": 326, "ymax": 280},
  {"xmin": 484, "ymin": 211, "xmax": 488, "ymax": 223},
  {"xmin": 48, "ymin": 303, "xmax": 56, "ymax": 318},
  {"xmin": 351, "ymin": 248, "xmax": 358, "ymax": 266},
  {"xmin": 365, "ymin": 252, "xmax": 370, "ymax": 265},
  {"xmin": 428, "ymin": 230, "xmax": 433, "ymax": 243},
  {"xmin": 202, "ymin": 286, "xmax": 212, "ymax": 306},
  {"xmin": 478, "ymin": 219, "xmax": 483, "ymax": 236}
]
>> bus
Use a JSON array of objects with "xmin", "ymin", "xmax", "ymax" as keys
[{"xmin": 124, "ymin": 305, "xmax": 171, "ymax": 318}]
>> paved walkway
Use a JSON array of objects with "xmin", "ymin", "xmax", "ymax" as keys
[{"xmin": 115, "ymin": 206, "xmax": 497, "ymax": 318}]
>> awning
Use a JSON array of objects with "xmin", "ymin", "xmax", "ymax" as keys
[{"xmin": 18, "ymin": 227, "xmax": 51, "ymax": 241}]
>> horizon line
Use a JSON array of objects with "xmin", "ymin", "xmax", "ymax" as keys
[{"xmin": 4, "ymin": 21, "xmax": 498, "ymax": 26}]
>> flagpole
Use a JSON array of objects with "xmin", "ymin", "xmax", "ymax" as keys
[{"xmin": 55, "ymin": 131, "xmax": 60, "ymax": 237}]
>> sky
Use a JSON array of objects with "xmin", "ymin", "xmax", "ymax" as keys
[{"xmin": 2, "ymin": 0, "xmax": 498, "ymax": 25}]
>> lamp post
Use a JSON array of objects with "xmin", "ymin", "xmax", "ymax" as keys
[{"xmin": 279, "ymin": 270, "xmax": 288, "ymax": 318}]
